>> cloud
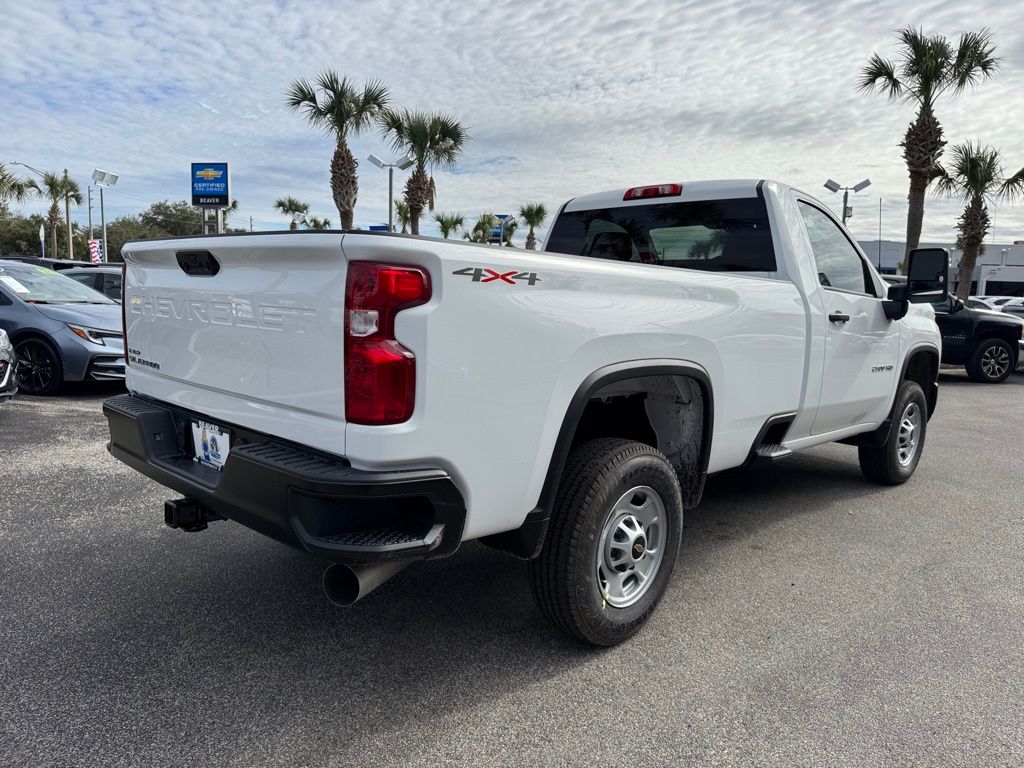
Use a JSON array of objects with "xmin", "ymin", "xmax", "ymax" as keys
[{"xmin": 2, "ymin": 0, "xmax": 1022, "ymax": 243}]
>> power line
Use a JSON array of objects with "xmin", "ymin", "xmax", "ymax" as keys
[{"xmin": 47, "ymin": 203, "xmax": 280, "ymax": 229}]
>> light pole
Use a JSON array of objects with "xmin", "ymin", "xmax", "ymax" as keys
[
  {"xmin": 368, "ymin": 154, "xmax": 414, "ymax": 232},
  {"xmin": 92, "ymin": 169, "xmax": 119, "ymax": 262},
  {"xmin": 824, "ymin": 178, "xmax": 871, "ymax": 226}
]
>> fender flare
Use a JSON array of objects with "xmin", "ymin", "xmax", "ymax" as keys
[
  {"xmin": 481, "ymin": 360, "xmax": 714, "ymax": 559},
  {"xmin": 902, "ymin": 343, "xmax": 941, "ymax": 419}
]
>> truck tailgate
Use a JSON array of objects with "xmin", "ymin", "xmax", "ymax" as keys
[{"xmin": 123, "ymin": 234, "xmax": 348, "ymax": 454}]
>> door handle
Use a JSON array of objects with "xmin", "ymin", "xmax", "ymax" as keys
[{"xmin": 829, "ymin": 312, "xmax": 850, "ymax": 323}]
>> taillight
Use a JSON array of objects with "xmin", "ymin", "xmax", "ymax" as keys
[
  {"xmin": 623, "ymin": 183, "xmax": 682, "ymax": 200},
  {"xmin": 345, "ymin": 262, "xmax": 431, "ymax": 425},
  {"xmin": 121, "ymin": 261, "xmax": 128, "ymax": 365}
]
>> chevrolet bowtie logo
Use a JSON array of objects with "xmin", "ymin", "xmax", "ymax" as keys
[{"xmin": 195, "ymin": 168, "xmax": 223, "ymax": 180}]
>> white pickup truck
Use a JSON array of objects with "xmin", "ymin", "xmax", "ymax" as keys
[{"xmin": 105, "ymin": 179, "xmax": 947, "ymax": 645}]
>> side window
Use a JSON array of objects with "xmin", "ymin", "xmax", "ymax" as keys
[
  {"xmin": 798, "ymin": 203, "xmax": 874, "ymax": 295},
  {"xmin": 104, "ymin": 274, "xmax": 122, "ymax": 300},
  {"xmin": 68, "ymin": 273, "xmax": 95, "ymax": 289},
  {"xmin": 930, "ymin": 297, "xmax": 952, "ymax": 314}
]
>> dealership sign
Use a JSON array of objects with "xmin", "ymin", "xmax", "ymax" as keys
[{"xmin": 191, "ymin": 162, "xmax": 230, "ymax": 207}]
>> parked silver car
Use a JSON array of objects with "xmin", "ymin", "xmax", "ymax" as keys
[{"xmin": 0, "ymin": 260, "xmax": 124, "ymax": 395}]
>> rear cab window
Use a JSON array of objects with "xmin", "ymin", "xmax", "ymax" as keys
[{"xmin": 545, "ymin": 197, "xmax": 777, "ymax": 274}]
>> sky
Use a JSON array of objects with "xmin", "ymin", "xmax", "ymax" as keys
[{"xmin": 2, "ymin": 0, "xmax": 1023, "ymax": 245}]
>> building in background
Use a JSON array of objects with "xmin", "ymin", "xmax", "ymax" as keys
[{"xmin": 857, "ymin": 239, "xmax": 1024, "ymax": 297}]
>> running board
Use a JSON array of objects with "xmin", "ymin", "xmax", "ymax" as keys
[{"xmin": 754, "ymin": 442, "xmax": 792, "ymax": 461}]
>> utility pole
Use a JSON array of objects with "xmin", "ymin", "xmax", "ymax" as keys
[
  {"xmin": 88, "ymin": 186, "xmax": 94, "ymax": 239},
  {"xmin": 249, "ymin": 215, "xmax": 253, "ymax": 232},
  {"xmin": 63, "ymin": 168, "xmax": 73, "ymax": 259}
]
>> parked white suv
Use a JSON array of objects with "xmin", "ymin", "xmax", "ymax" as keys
[{"xmin": 105, "ymin": 180, "xmax": 945, "ymax": 645}]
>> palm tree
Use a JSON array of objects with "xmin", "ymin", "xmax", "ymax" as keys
[
  {"xmin": 303, "ymin": 215, "xmax": 331, "ymax": 230},
  {"xmin": 381, "ymin": 109, "xmax": 468, "ymax": 235},
  {"xmin": 859, "ymin": 27, "xmax": 998, "ymax": 261},
  {"xmin": 222, "ymin": 198, "xmax": 239, "ymax": 226},
  {"xmin": 518, "ymin": 202, "xmax": 548, "ymax": 250},
  {"xmin": 0, "ymin": 163, "xmax": 37, "ymax": 205},
  {"xmin": 394, "ymin": 199, "xmax": 411, "ymax": 234},
  {"xmin": 502, "ymin": 217, "xmax": 518, "ymax": 247},
  {"xmin": 274, "ymin": 196, "xmax": 310, "ymax": 230},
  {"xmin": 933, "ymin": 142, "xmax": 1024, "ymax": 300},
  {"xmin": 434, "ymin": 211, "xmax": 464, "ymax": 239},
  {"xmin": 39, "ymin": 172, "xmax": 82, "ymax": 259},
  {"xmin": 464, "ymin": 213, "xmax": 498, "ymax": 243},
  {"xmin": 286, "ymin": 72, "xmax": 390, "ymax": 230}
]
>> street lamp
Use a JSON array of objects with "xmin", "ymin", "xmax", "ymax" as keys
[
  {"xmin": 824, "ymin": 178, "xmax": 871, "ymax": 226},
  {"xmin": 92, "ymin": 169, "xmax": 119, "ymax": 263},
  {"xmin": 368, "ymin": 154, "xmax": 414, "ymax": 232}
]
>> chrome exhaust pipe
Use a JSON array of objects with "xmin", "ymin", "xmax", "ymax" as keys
[{"xmin": 322, "ymin": 560, "xmax": 412, "ymax": 607}]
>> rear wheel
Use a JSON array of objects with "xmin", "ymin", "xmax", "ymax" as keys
[
  {"xmin": 529, "ymin": 438, "xmax": 684, "ymax": 646},
  {"xmin": 859, "ymin": 380, "xmax": 927, "ymax": 485},
  {"xmin": 965, "ymin": 338, "xmax": 1014, "ymax": 383},
  {"xmin": 15, "ymin": 338, "xmax": 63, "ymax": 395}
]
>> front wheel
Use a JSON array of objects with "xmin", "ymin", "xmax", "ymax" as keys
[
  {"xmin": 966, "ymin": 338, "xmax": 1015, "ymax": 383},
  {"xmin": 529, "ymin": 438, "xmax": 684, "ymax": 646},
  {"xmin": 15, "ymin": 338, "xmax": 63, "ymax": 395},
  {"xmin": 859, "ymin": 380, "xmax": 927, "ymax": 485}
]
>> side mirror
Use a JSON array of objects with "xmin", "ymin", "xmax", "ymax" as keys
[
  {"xmin": 951, "ymin": 296, "xmax": 965, "ymax": 313},
  {"xmin": 883, "ymin": 248, "xmax": 950, "ymax": 320},
  {"xmin": 906, "ymin": 247, "xmax": 950, "ymax": 304}
]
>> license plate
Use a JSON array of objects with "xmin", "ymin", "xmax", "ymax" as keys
[{"xmin": 191, "ymin": 420, "xmax": 231, "ymax": 470}]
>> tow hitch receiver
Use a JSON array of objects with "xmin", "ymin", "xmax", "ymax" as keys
[{"xmin": 164, "ymin": 498, "xmax": 224, "ymax": 532}]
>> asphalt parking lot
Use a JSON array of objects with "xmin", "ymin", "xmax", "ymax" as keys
[{"xmin": 1, "ymin": 372, "xmax": 1022, "ymax": 768}]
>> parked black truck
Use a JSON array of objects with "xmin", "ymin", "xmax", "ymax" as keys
[{"xmin": 932, "ymin": 295, "xmax": 1024, "ymax": 383}]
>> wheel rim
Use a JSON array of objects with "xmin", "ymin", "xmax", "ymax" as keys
[
  {"xmin": 980, "ymin": 344, "xmax": 1010, "ymax": 379},
  {"xmin": 896, "ymin": 401, "xmax": 921, "ymax": 467},
  {"xmin": 596, "ymin": 486, "xmax": 667, "ymax": 608},
  {"xmin": 16, "ymin": 341, "xmax": 55, "ymax": 393}
]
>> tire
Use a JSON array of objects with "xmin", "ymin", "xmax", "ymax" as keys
[
  {"xmin": 965, "ymin": 338, "xmax": 1015, "ymax": 383},
  {"xmin": 859, "ymin": 380, "xmax": 927, "ymax": 485},
  {"xmin": 529, "ymin": 438, "xmax": 684, "ymax": 646},
  {"xmin": 15, "ymin": 337, "xmax": 64, "ymax": 395}
]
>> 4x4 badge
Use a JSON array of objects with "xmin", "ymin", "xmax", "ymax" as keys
[{"xmin": 452, "ymin": 267, "xmax": 541, "ymax": 286}]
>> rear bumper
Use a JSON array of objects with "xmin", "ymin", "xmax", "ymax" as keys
[{"xmin": 103, "ymin": 394, "xmax": 466, "ymax": 564}]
